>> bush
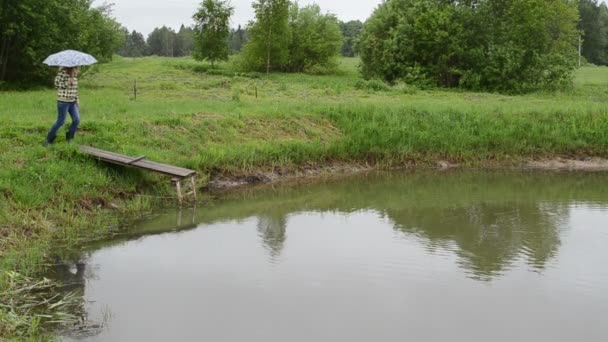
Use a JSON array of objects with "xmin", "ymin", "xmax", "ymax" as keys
[
  {"xmin": 358, "ymin": 0, "xmax": 579, "ymax": 93},
  {"xmin": 355, "ymin": 79, "xmax": 390, "ymax": 92},
  {"xmin": 193, "ymin": 65, "xmax": 210, "ymax": 73},
  {"xmin": 238, "ymin": 2, "xmax": 343, "ymax": 74},
  {"xmin": 392, "ymin": 82, "xmax": 419, "ymax": 95},
  {"xmin": 286, "ymin": 4, "xmax": 343, "ymax": 73}
]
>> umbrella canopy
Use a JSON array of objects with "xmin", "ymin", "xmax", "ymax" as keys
[{"xmin": 43, "ymin": 50, "xmax": 97, "ymax": 67}]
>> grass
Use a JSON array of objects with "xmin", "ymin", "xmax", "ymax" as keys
[
  {"xmin": 1, "ymin": 56, "xmax": 608, "ymax": 338},
  {"xmin": 0, "ymin": 272, "xmax": 84, "ymax": 340}
]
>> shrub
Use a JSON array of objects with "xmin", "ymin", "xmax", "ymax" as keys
[
  {"xmin": 238, "ymin": 2, "xmax": 343, "ymax": 74},
  {"xmin": 358, "ymin": 0, "xmax": 579, "ymax": 93},
  {"xmin": 354, "ymin": 79, "xmax": 390, "ymax": 92}
]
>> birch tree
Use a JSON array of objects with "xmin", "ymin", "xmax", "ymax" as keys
[
  {"xmin": 243, "ymin": 0, "xmax": 290, "ymax": 73},
  {"xmin": 193, "ymin": 0, "xmax": 234, "ymax": 66}
]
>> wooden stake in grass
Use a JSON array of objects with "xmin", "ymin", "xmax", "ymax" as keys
[{"xmin": 133, "ymin": 79, "xmax": 137, "ymax": 101}]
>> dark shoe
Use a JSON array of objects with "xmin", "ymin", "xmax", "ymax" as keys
[
  {"xmin": 44, "ymin": 135, "xmax": 56, "ymax": 146},
  {"xmin": 66, "ymin": 131, "xmax": 75, "ymax": 142}
]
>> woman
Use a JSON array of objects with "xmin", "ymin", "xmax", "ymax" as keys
[{"xmin": 44, "ymin": 67, "xmax": 80, "ymax": 146}]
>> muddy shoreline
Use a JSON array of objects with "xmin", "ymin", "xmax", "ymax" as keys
[{"xmin": 203, "ymin": 157, "xmax": 608, "ymax": 192}]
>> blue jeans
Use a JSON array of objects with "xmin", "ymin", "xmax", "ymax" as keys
[{"xmin": 46, "ymin": 101, "xmax": 80, "ymax": 142}]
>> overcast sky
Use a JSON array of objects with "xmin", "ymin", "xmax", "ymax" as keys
[{"xmin": 94, "ymin": 0, "xmax": 383, "ymax": 36}]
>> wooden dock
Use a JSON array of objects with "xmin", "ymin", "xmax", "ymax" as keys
[{"xmin": 79, "ymin": 145, "xmax": 197, "ymax": 203}]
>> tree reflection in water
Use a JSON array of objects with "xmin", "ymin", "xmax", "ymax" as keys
[
  {"xmin": 49, "ymin": 170, "xmax": 608, "ymax": 337},
  {"xmin": 257, "ymin": 214, "xmax": 288, "ymax": 258},
  {"xmin": 184, "ymin": 170, "xmax": 605, "ymax": 280},
  {"xmin": 60, "ymin": 170, "xmax": 608, "ymax": 283},
  {"xmin": 387, "ymin": 202, "xmax": 566, "ymax": 280}
]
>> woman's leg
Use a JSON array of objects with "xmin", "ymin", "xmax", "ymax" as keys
[
  {"xmin": 46, "ymin": 102, "xmax": 69, "ymax": 144},
  {"xmin": 66, "ymin": 102, "xmax": 81, "ymax": 141}
]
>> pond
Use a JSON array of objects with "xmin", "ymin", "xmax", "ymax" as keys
[{"xmin": 58, "ymin": 170, "xmax": 608, "ymax": 341}]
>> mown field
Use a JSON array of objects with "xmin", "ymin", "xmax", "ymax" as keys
[{"xmin": 1, "ymin": 56, "xmax": 608, "ymax": 338}]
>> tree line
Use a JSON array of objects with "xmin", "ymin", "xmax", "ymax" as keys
[
  {"xmin": 2, "ymin": 0, "xmax": 607, "ymax": 92},
  {"xmin": 118, "ymin": 25, "xmax": 253, "ymax": 58},
  {"xmin": 579, "ymin": 0, "xmax": 608, "ymax": 66},
  {"xmin": 117, "ymin": 20, "xmax": 362, "ymax": 61},
  {"xmin": 119, "ymin": 25, "xmax": 195, "ymax": 58},
  {"xmin": 137, "ymin": 0, "xmax": 349, "ymax": 74}
]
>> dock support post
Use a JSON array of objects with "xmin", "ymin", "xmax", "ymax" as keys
[
  {"xmin": 190, "ymin": 176, "xmax": 197, "ymax": 200},
  {"xmin": 173, "ymin": 175, "xmax": 197, "ymax": 204},
  {"xmin": 175, "ymin": 179, "xmax": 183, "ymax": 204}
]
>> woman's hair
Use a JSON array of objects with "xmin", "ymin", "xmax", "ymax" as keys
[{"xmin": 62, "ymin": 67, "xmax": 78, "ymax": 76}]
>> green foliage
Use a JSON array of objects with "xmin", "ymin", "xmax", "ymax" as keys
[
  {"xmin": 340, "ymin": 20, "xmax": 363, "ymax": 57},
  {"xmin": 287, "ymin": 4, "xmax": 343, "ymax": 73},
  {"xmin": 147, "ymin": 26, "xmax": 177, "ymax": 57},
  {"xmin": 354, "ymin": 79, "xmax": 390, "ymax": 92},
  {"xmin": 175, "ymin": 25, "xmax": 195, "ymax": 57},
  {"xmin": 0, "ymin": 0, "xmax": 123, "ymax": 86},
  {"xmin": 228, "ymin": 25, "xmax": 250, "ymax": 54},
  {"xmin": 193, "ymin": 0, "xmax": 234, "ymax": 65},
  {"xmin": 240, "ymin": 0, "xmax": 291, "ymax": 73},
  {"xmin": 139, "ymin": 24, "xmax": 194, "ymax": 58},
  {"xmin": 81, "ymin": 3, "xmax": 124, "ymax": 63},
  {"xmin": 358, "ymin": 0, "xmax": 580, "ymax": 93},
  {"xmin": 579, "ymin": 0, "xmax": 608, "ymax": 65},
  {"xmin": 118, "ymin": 29, "xmax": 149, "ymax": 57},
  {"xmin": 239, "ymin": 1, "xmax": 343, "ymax": 74}
]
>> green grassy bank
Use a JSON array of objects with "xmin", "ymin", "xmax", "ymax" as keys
[{"xmin": 1, "ymin": 56, "xmax": 608, "ymax": 338}]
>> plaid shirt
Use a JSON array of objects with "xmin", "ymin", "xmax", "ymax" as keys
[{"xmin": 55, "ymin": 70, "xmax": 79, "ymax": 102}]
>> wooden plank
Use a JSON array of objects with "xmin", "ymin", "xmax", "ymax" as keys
[
  {"xmin": 80, "ymin": 146, "xmax": 133, "ymax": 164},
  {"xmin": 131, "ymin": 160, "xmax": 195, "ymax": 178},
  {"xmin": 79, "ymin": 145, "xmax": 196, "ymax": 179},
  {"xmin": 127, "ymin": 156, "xmax": 146, "ymax": 165}
]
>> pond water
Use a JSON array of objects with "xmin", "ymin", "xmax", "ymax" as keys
[{"xmin": 59, "ymin": 171, "xmax": 608, "ymax": 341}]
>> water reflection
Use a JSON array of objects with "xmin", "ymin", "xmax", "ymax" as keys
[
  {"xmin": 53, "ymin": 170, "xmax": 608, "ymax": 341},
  {"xmin": 51, "ymin": 260, "xmax": 88, "ymax": 294},
  {"xmin": 185, "ymin": 170, "xmax": 604, "ymax": 280},
  {"xmin": 388, "ymin": 203, "xmax": 565, "ymax": 279},
  {"xmin": 257, "ymin": 214, "xmax": 287, "ymax": 258},
  {"xmin": 81, "ymin": 170, "xmax": 608, "ymax": 281}
]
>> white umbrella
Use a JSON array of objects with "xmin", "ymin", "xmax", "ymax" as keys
[{"xmin": 43, "ymin": 50, "xmax": 97, "ymax": 67}]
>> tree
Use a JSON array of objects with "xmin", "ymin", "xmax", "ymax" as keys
[
  {"xmin": 472, "ymin": 0, "xmax": 579, "ymax": 92},
  {"xmin": 287, "ymin": 4, "xmax": 343, "ymax": 73},
  {"xmin": 241, "ymin": 0, "xmax": 291, "ymax": 73},
  {"xmin": 175, "ymin": 25, "xmax": 195, "ymax": 57},
  {"xmin": 239, "ymin": 1, "xmax": 341, "ymax": 74},
  {"xmin": 0, "ymin": 0, "xmax": 123, "ymax": 86},
  {"xmin": 118, "ymin": 29, "xmax": 150, "ymax": 57},
  {"xmin": 339, "ymin": 20, "xmax": 363, "ymax": 57},
  {"xmin": 228, "ymin": 25, "xmax": 249, "ymax": 53},
  {"xmin": 192, "ymin": 0, "xmax": 234, "ymax": 66},
  {"xmin": 140, "ymin": 24, "xmax": 194, "ymax": 58},
  {"xmin": 358, "ymin": 0, "xmax": 579, "ymax": 93},
  {"xmin": 147, "ymin": 26, "xmax": 177, "ymax": 57},
  {"xmin": 579, "ymin": 0, "xmax": 608, "ymax": 65},
  {"xmin": 81, "ymin": 3, "xmax": 125, "ymax": 62},
  {"xmin": 359, "ymin": 0, "xmax": 467, "ymax": 86}
]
